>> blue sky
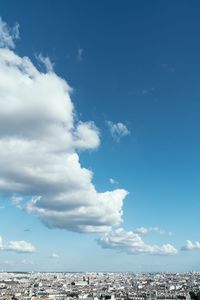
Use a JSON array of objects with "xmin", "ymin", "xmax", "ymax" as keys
[{"xmin": 0, "ymin": 0, "xmax": 200, "ymax": 272}]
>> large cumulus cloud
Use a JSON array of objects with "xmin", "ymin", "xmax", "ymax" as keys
[{"xmin": 0, "ymin": 23, "xmax": 128, "ymax": 233}]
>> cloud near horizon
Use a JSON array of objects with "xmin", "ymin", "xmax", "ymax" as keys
[
  {"xmin": 181, "ymin": 240, "xmax": 200, "ymax": 251},
  {"xmin": 0, "ymin": 18, "xmax": 128, "ymax": 233},
  {"xmin": 98, "ymin": 228, "xmax": 178, "ymax": 256},
  {"xmin": 0, "ymin": 236, "xmax": 35, "ymax": 253}
]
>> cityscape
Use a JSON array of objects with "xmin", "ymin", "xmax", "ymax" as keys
[{"xmin": 0, "ymin": 272, "xmax": 199, "ymax": 300}]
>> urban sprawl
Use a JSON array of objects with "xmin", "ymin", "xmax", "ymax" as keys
[{"xmin": 0, "ymin": 272, "xmax": 199, "ymax": 300}]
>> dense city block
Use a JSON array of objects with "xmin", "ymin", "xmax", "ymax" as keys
[{"xmin": 0, "ymin": 272, "xmax": 199, "ymax": 300}]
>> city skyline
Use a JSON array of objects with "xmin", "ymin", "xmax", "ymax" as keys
[{"xmin": 0, "ymin": 0, "xmax": 200, "ymax": 272}]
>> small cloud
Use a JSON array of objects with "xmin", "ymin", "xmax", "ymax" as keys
[
  {"xmin": 134, "ymin": 226, "xmax": 172, "ymax": 236},
  {"xmin": 37, "ymin": 53, "xmax": 54, "ymax": 72},
  {"xmin": 181, "ymin": 240, "xmax": 200, "ymax": 251},
  {"xmin": 6, "ymin": 241, "xmax": 35, "ymax": 253},
  {"xmin": 24, "ymin": 229, "xmax": 31, "ymax": 232},
  {"xmin": 50, "ymin": 253, "xmax": 59, "ymax": 259},
  {"xmin": 142, "ymin": 87, "xmax": 155, "ymax": 95},
  {"xmin": 77, "ymin": 47, "xmax": 83, "ymax": 61},
  {"xmin": 11, "ymin": 196, "xmax": 23, "ymax": 205},
  {"xmin": 0, "ymin": 205, "xmax": 5, "ymax": 209},
  {"xmin": 0, "ymin": 235, "xmax": 35, "ymax": 253},
  {"xmin": 109, "ymin": 178, "xmax": 118, "ymax": 185},
  {"xmin": 106, "ymin": 121, "xmax": 130, "ymax": 142}
]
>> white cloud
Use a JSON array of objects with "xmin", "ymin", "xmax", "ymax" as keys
[
  {"xmin": 50, "ymin": 253, "xmax": 59, "ymax": 259},
  {"xmin": 181, "ymin": 240, "xmax": 200, "ymax": 251},
  {"xmin": 73, "ymin": 121, "xmax": 100, "ymax": 150},
  {"xmin": 0, "ymin": 236, "xmax": 35, "ymax": 253},
  {"xmin": 106, "ymin": 121, "xmax": 130, "ymax": 142},
  {"xmin": 11, "ymin": 196, "xmax": 23, "ymax": 205},
  {"xmin": 134, "ymin": 226, "xmax": 172, "ymax": 236},
  {"xmin": 109, "ymin": 178, "xmax": 118, "ymax": 185},
  {"xmin": 0, "ymin": 17, "xmax": 19, "ymax": 49},
  {"xmin": 37, "ymin": 53, "xmax": 54, "ymax": 72},
  {"xmin": 134, "ymin": 227, "xmax": 149, "ymax": 234},
  {"xmin": 98, "ymin": 228, "xmax": 178, "ymax": 256},
  {"xmin": 0, "ymin": 19, "xmax": 128, "ymax": 233},
  {"xmin": 77, "ymin": 47, "xmax": 83, "ymax": 61},
  {"xmin": 6, "ymin": 241, "xmax": 35, "ymax": 253}
]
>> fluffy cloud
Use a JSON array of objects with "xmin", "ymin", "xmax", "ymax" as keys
[
  {"xmin": 181, "ymin": 240, "xmax": 200, "ymax": 251},
  {"xmin": 106, "ymin": 121, "xmax": 130, "ymax": 142},
  {"xmin": 0, "ymin": 19, "xmax": 128, "ymax": 233},
  {"xmin": 50, "ymin": 253, "xmax": 59, "ymax": 259},
  {"xmin": 98, "ymin": 228, "xmax": 178, "ymax": 255},
  {"xmin": 0, "ymin": 236, "xmax": 35, "ymax": 253},
  {"xmin": 134, "ymin": 226, "xmax": 172, "ymax": 236}
]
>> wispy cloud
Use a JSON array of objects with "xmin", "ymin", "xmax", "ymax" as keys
[
  {"xmin": 11, "ymin": 196, "xmax": 23, "ymax": 205},
  {"xmin": 0, "ymin": 17, "xmax": 19, "ymax": 48},
  {"xmin": 49, "ymin": 253, "xmax": 60, "ymax": 259},
  {"xmin": 142, "ymin": 87, "xmax": 155, "ymax": 95},
  {"xmin": 106, "ymin": 121, "xmax": 130, "ymax": 142},
  {"xmin": 134, "ymin": 226, "xmax": 172, "ymax": 236},
  {"xmin": 77, "ymin": 47, "xmax": 83, "ymax": 61},
  {"xmin": 37, "ymin": 53, "xmax": 54, "ymax": 72},
  {"xmin": 109, "ymin": 178, "xmax": 118, "ymax": 185}
]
